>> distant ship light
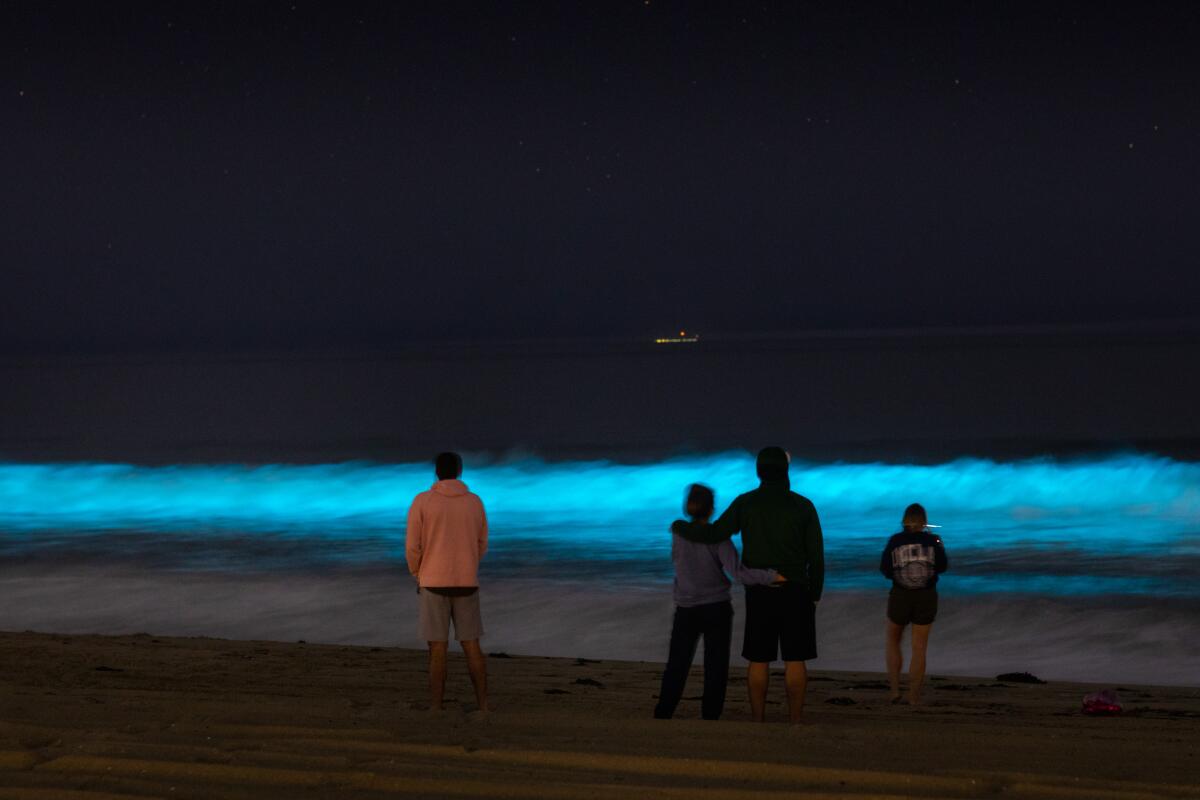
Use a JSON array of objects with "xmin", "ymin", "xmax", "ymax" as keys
[{"xmin": 654, "ymin": 330, "xmax": 700, "ymax": 344}]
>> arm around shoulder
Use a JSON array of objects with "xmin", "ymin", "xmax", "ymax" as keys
[
  {"xmin": 671, "ymin": 518, "xmax": 723, "ymax": 543},
  {"xmin": 672, "ymin": 497, "xmax": 741, "ymax": 544}
]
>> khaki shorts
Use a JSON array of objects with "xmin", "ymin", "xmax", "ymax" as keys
[{"xmin": 418, "ymin": 587, "xmax": 484, "ymax": 642}]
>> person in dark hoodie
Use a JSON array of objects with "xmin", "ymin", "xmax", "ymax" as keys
[
  {"xmin": 879, "ymin": 502, "xmax": 947, "ymax": 706},
  {"xmin": 671, "ymin": 447, "xmax": 824, "ymax": 723},
  {"xmin": 655, "ymin": 483, "xmax": 783, "ymax": 721}
]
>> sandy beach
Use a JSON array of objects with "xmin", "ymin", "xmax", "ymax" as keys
[{"xmin": 0, "ymin": 631, "xmax": 1196, "ymax": 799}]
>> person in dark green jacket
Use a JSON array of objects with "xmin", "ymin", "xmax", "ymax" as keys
[{"xmin": 671, "ymin": 446, "xmax": 824, "ymax": 722}]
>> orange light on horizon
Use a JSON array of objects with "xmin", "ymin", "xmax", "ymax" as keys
[{"xmin": 655, "ymin": 331, "xmax": 699, "ymax": 344}]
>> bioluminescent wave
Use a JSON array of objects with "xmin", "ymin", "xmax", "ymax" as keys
[
  {"xmin": 1, "ymin": 453, "xmax": 1198, "ymax": 597},
  {"xmin": 3, "ymin": 452, "xmax": 1198, "ymax": 528},
  {"xmin": 3, "ymin": 453, "xmax": 1199, "ymax": 684}
]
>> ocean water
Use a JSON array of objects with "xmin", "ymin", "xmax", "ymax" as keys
[
  {"xmin": 2, "ymin": 453, "xmax": 1198, "ymax": 685},
  {"xmin": 4, "ymin": 333, "xmax": 1199, "ymax": 684}
]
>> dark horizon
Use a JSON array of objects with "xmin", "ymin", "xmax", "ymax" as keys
[
  {"xmin": 4, "ymin": 330, "xmax": 1198, "ymax": 465},
  {"xmin": 2, "ymin": 313, "xmax": 1198, "ymax": 361}
]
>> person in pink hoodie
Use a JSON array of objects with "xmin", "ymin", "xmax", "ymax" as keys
[{"xmin": 405, "ymin": 452, "xmax": 489, "ymax": 712}]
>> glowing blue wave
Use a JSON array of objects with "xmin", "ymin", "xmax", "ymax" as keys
[
  {"xmin": 1, "ymin": 453, "xmax": 1197, "ymax": 597},
  {"xmin": 1, "ymin": 452, "xmax": 1196, "ymax": 532}
]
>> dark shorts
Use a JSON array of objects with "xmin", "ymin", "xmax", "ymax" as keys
[
  {"xmin": 742, "ymin": 583, "xmax": 817, "ymax": 663},
  {"xmin": 887, "ymin": 586, "xmax": 938, "ymax": 626}
]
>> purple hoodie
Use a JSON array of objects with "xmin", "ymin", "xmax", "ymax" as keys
[{"xmin": 671, "ymin": 534, "xmax": 778, "ymax": 607}]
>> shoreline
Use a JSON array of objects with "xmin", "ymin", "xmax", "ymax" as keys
[
  {"xmin": 4, "ymin": 573, "xmax": 1198, "ymax": 688},
  {"xmin": 1, "ymin": 631, "xmax": 1197, "ymax": 799}
]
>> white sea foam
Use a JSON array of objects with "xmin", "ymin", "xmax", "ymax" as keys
[{"xmin": 2, "ymin": 568, "xmax": 1196, "ymax": 685}]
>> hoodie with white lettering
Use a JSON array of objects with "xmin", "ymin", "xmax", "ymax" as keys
[{"xmin": 880, "ymin": 530, "xmax": 948, "ymax": 590}]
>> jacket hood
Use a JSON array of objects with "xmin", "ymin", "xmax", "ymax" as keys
[
  {"xmin": 756, "ymin": 446, "xmax": 789, "ymax": 482},
  {"xmin": 432, "ymin": 478, "xmax": 470, "ymax": 496}
]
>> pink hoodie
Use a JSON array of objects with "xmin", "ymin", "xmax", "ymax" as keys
[{"xmin": 405, "ymin": 479, "xmax": 488, "ymax": 587}]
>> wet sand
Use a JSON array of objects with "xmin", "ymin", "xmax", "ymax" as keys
[{"xmin": 1, "ymin": 631, "xmax": 1197, "ymax": 799}]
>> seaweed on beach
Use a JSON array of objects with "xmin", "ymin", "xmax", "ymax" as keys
[{"xmin": 996, "ymin": 672, "xmax": 1045, "ymax": 684}]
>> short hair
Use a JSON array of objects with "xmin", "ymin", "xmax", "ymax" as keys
[
  {"xmin": 435, "ymin": 451, "xmax": 463, "ymax": 480},
  {"xmin": 684, "ymin": 483, "xmax": 715, "ymax": 518},
  {"xmin": 902, "ymin": 503, "xmax": 927, "ymax": 530}
]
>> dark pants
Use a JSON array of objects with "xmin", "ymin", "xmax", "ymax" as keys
[{"xmin": 654, "ymin": 600, "xmax": 733, "ymax": 720}]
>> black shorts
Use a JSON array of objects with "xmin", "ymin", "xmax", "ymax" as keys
[
  {"xmin": 887, "ymin": 586, "xmax": 938, "ymax": 626},
  {"xmin": 742, "ymin": 583, "xmax": 817, "ymax": 663}
]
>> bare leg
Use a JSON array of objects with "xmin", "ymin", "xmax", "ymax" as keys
[
  {"xmin": 747, "ymin": 661, "xmax": 770, "ymax": 722},
  {"xmin": 783, "ymin": 660, "xmax": 807, "ymax": 722},
  {"xmin": 460, "ymin": 639, "xmax": 489, "ymax": 712},
  {"xmin": 885, "ymin": 620, "xmax": 905, "ymax": 701},
  {"xmin": 907, "ymin": 624, "xmax": 931, "ymax": 706},
  {"xmin": 427, "ymin": 641, "xmax": 448, "ymax": 710}
]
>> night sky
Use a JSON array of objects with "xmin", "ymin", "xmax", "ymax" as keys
[{"xmin": 4, "ymin": 2, "xmax": 1199, "ymax": 354}]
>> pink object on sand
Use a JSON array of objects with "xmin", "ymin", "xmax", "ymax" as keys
[{"xmin": 1082, "ymin": 689, "xmax": 1123, "ymax": 715}]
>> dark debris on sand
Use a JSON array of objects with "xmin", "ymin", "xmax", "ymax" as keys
[{"xmin": 996, "ymin": 672, "xmax": 1045, "ymax": 684}]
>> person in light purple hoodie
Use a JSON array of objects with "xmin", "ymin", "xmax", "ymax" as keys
[{"xmin": 654, "ymin": 484, "xmax": 785, "ymax": 720}]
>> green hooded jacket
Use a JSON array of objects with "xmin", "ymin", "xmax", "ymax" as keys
[{"xmin": 671, "ymin": 475, "xmax": 825, "ymax": 601}]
